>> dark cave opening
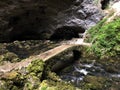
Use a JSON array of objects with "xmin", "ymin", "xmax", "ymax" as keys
[
  {"xmin": 3, "ymin": 0, "xmax": 86, "ymax": 42},
  {"xmin": 8, "ymin": 24, "xmax": 85, "ymax": 42},
  {"xmin": 0, "ymin": 0, "xmax": 86, "ymax": 43},
  {"xmin": 9, "ymin": 30, "xmax": 41, "ymax": 41},
  {"xmin": 101, "ymin": 0, "xmax": 110, "ymax": 9},
  {"xmin": 8, "ymin": 12, "xmax": 50, "ymax": 42},
  {"xmin": 50, "ymin": 26, "xmax": 85, "ymax": 41}
]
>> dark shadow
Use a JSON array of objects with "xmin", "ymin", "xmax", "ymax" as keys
[
  {"xmin": 50, "ymin": 26, "xmax": 85, "ymax": 41},
  {"xmin": 101, "ymin": 0, "xmax": 110, "ymax": 9},
  {"xmin": 73, "ymin": 50, "xmax": 82, "ymax": 60},
  {"xmin": 51, "ymin": 50, "xmax": 82, "ymax": 72}
]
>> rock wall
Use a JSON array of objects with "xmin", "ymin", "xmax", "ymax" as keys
[{"xmin": 0, "ymin": 0, "xmax": 104, "ymax": 42}]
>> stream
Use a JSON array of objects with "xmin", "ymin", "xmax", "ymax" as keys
[
  {"xmin": 0, "ymin": 40, "xmax": 120, "ymax": 89},
  {"xmin": 58, "ymin": 59, "xmax": 120, "ymax": 87}
]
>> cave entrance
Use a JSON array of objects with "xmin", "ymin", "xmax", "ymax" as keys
[
  {"xmin": 8, "ymin": 13, "xmax": 50, "ymax": 42},
  {"xmin": 9, "ymin": 30, "xmax": 41, "ymax": 41},
  {"xmin": 50, "ymin": 26, "xmax": 85, "ymax": 41},
  {"xmin": 101, "ymin": 0, "xmax": 110, "ymax": 9}
]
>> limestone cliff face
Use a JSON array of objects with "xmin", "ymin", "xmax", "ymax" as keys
[{"xmin": 0, "ymin": 0, "xmax": 104, "ymax": 42}]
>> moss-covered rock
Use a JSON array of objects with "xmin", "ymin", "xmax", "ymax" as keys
[
  {"xmin": 46, "ymin": 71, "xmax": 61, "ymax": 81},
  {"xmin": 97, "ymin": 58, "xmax": 120, "ymax": 73},
  {"xmin": 39, "ymin": 80, "xmax": 76, "ymax": 90},
  {"xmin": 0, "ymin": 71, "xmax": 25, "ymax": 90},
  {"xmin": 23, "ymin": 59, "xmax": 45, "ymax": 89},
  {"xmin": 82, "ymin": 75, "xmax": 109, "ymax": 90},
  {"xmin": 0, "ymin": 59, "xmax": 45, "ymax": 90},
  {"xmin": 24, "ymin": 74, "xmax": 40, "ymax": 90},
  {"xmin": 0, "ymin": 52, "xmax": 19, "ymax": 65},
  {"xmin": 24, "ymin": 59, "xmax": 77, "ymax": 90},
  {"xmin": 1, "ymin": 71, "xmax": 18, "ymax": 80},
  {"xmin": 27, "ymin": 59, "xmax": 45, "ymax": 78}
]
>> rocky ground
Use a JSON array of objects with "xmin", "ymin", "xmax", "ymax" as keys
[
  {"xmin": 0, "ymin": 0, "xmax": 120, "ymax": 90},
  {"xmin": 0, "ymin": 40, "xmax": 119, "ymax": 90},
  {"xmin": 0, "ymin": 40, "xmax": 59, "ymax": 65}
]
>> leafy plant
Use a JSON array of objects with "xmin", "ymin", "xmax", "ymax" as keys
[{"xmin": 86, "ymin": 18, "xmax": 120, "ymax": 58}]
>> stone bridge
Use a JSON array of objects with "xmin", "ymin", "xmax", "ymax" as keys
[{"xmin": 0, "ymin": 40, "xmax": 91, "ymax": 73}]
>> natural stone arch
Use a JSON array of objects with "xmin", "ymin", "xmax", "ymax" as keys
[{"xmin": 50, "ymin": 26, "xmax": 85, "ymax": 40}]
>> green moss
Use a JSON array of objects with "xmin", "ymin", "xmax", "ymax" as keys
[
  {"xmin": 0, "ymin": 80, "xmax": 9, "ymax": 90},
  {"xmin": 27, "ymin": 59, "xmax": 45, "ymax": 77},
  {"xmin": 97, "ymin": 58, "xmax": 120, "ymax": 73},
  {"xmin": 86, "ymin": 18, "xmax": 120, "ymax": 58},
  {"xmin": 39, "ymin": 80, "xmax": 76, "ymax": 90},
  {"xmin": 46, "ymin": 71, "xmax": 61, "ymax": 81},
  {"xmin": 24, "ymin": 76, "xmax": 41, "ymax": 90},
  {"xmin": 20, "ymin": 59, "xmax": 45, "ymax": 89},
  {"xmin": 0, "ymin": 52, "xmax": 19, "ymax": 65},
  {"xmin": 82, "ymin": 75, "xmax": 109, "ymax": 90},
  {"xmin": 0, "ymin": 59, "xmax": 45, "ymax": 90},
  {"xmin": 1, "ymin": 71, "xmax": 18, "ymax": 80}
]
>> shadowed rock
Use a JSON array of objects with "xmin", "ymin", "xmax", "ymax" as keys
[{"xmin": 0, "ymin": 0, "xmax": 103, "ymax": 42}]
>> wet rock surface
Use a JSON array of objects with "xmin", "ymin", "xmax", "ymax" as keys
[
  {"xmin": 58, "ymin": 58, "xmax": 120, "ymax": 90},
  {"xmin": 0, "ymin": 41, "xmax": 120, "ymax": 90},
  {"xmin": 0, "ymin": 40, "xmax": 58, "ymax": 65},
  {"xmin": 0, "ymin": 59, "xmax": 76, "ymax": 90},
  {"xmin": 0, "ymin": 0, "xmax": 103, "ymax": 42}
]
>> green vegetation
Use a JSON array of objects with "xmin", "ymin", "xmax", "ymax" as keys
[
  {"xmin": 27, "ymin": 59, "xmax": 45, "ymax": 77},
  {"xmin": 26, "ymin": 59, "xmax": 76, "ymax": 90},
  {"xmin": 39, "ymin": 80, "xmax": 75, "ymax": 90},
  {"xmin": 81, "ymin": 75, "xmax": 110, "ymax": 90},
  {"xmin": 86, "ymin": 18, "xmax": 120, "ymax": 58},
  {"xmin": 0, "ymin": 59, "xmax": 76, "ymax": 90},
  {"xmin": 0, "ymin": 52, "xmax": 19, "ymax": 65}
]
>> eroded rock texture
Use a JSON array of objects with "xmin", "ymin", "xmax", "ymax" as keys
[{"xmin": 0, "ymin": 0, "xmax": 104, "ymax": 42}]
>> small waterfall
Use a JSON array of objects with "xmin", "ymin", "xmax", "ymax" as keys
[
  {"xmin": 58, "ymin": 60, "xmax": 96, "ymax": 86},
  {"xmin": 58, "ymin": 59, "xmax": 120, "ymax": 86},
  {"xmin": 74, "ymin": 66, "xmax": 88, "ymax": 75}
]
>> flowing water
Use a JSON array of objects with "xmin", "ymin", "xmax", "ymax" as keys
[{"xmin": 58, "ymin": 59, "xmax": 120, "ymax": 86}]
